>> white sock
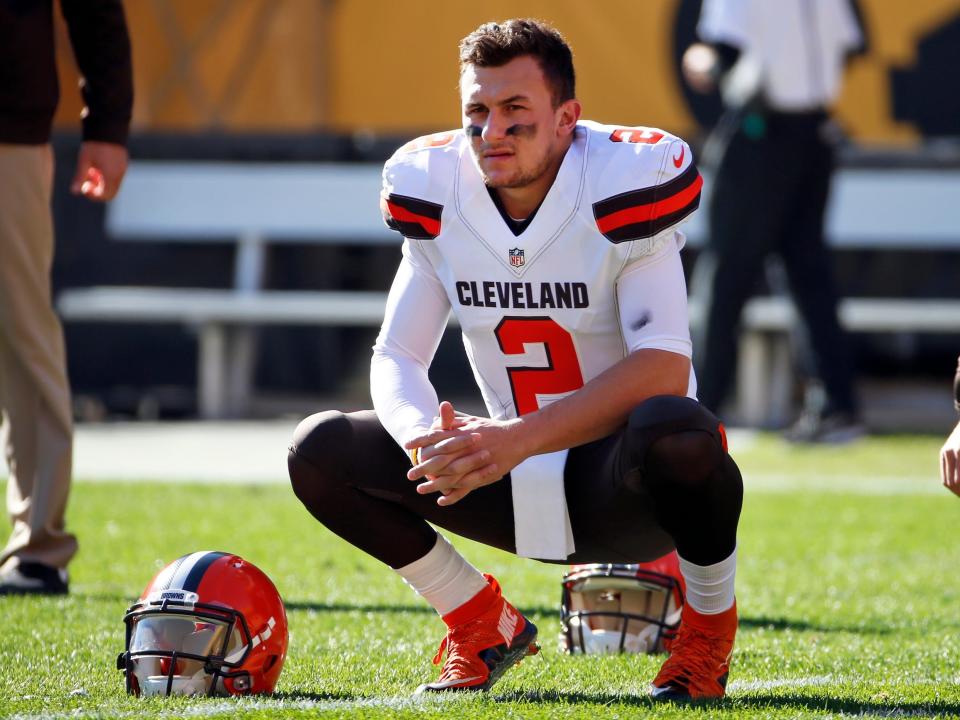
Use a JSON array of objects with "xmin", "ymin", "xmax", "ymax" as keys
[
  {"xmin": 394, "ymin": 533, "xmax": 489, "ymax": 616},
  {"xmin": 678, "ymin": 546, "xmax": 737, "ymax": 615}
]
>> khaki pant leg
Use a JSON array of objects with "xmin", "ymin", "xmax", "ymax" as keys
[{"xmin": 0, "ymin": 143, "xmax": 76, "ymax": 572}]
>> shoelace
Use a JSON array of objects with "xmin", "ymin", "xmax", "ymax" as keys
[
  {"xmin": 658, "ymin": 624, "xmax": 728, "ymax": 689},
  {"xmin": 431, "ymin": 627, "xmax": 486, "ymax": 682}
]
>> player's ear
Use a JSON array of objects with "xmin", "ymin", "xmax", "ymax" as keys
[{"xmin": 556, "ymin": 99, "xmax": 581, "ymax": 136}]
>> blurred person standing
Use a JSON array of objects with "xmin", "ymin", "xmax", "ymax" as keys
[
  {"xmin": 684, "ymin": 0, "xmax": 866, "ymax": 442},
  {"xmin": 940, "ymin": 355, "xmax": 960, "ymax": 497},
  {"xmin": 0, "ymin": 0, "xmax": 133, "ymax": 594}
]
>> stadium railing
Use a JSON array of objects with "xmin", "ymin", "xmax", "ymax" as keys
[{"xmin": 56, "ymin": 159, "xmax": 960, "ymax": 422}]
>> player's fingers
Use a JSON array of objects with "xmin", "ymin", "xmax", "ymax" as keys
[
  {"xmin": 441, "ymin": 449, "xmax": 491, "ymax": 478},
  {"xmin": 427, "ymin": 433, "xmax": 479, "ymax": 458},
  {"xmin": 439, "ymin": 401, "xmax": 456, "ymax": 430},
  {"xmin": 404, "ymin": 427, "xmax": 464, "ymax": 450},
  {"xmin": 455, "ymin": 462, "xmax": 502, "ymax": 491},
  {"xmin": 408, "ymin": 439, "xmax": 482, "ymax": 480},
  {"xmin": 415, "ymin": 479, "xmax": 446, "ymax": 495},
  {"xmin": 414, "ymin": 474, "xmax": 462, "ymax": 495},
  {"xmin": 437, "ymin": 487, "xmax": 472, "ymax": 506},
  {"xmin": 946, "ymin": 450, "xmax": 960, "ymax": 495},
  {"xmin": 408, "ymin": 453, "xmax": 451, "ymax": 481}
]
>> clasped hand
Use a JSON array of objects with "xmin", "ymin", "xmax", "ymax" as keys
[{"xmin": 404, "ymin": 401, "xmax": 524, "ymax": 506}]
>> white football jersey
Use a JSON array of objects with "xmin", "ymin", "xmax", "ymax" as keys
[{"xmin": 374, "ymin": 121, "xmax": 701, "ymax": 437}]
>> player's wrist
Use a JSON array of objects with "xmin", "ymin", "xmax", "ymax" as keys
[{"xmin": 509, "ymin": 414, "xmax": 547, "ymax": 459}]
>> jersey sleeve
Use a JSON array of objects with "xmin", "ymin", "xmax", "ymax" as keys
[
  {"xmin": 591, "ymin": 130, "xmax": 703, "ymax": 263},
  {"xmin": 370, "ymin": 239, "xmax": 451, "ymax": 449},
  {"xmin": 615, "ymin": 238, "xmax": 692, "ymax": 359},
  {"xmin": 380, "ymin": 131, "xmax": 459, "ymax": 240},
  {"xmin": 373, "ymin": 132, "xmax": 461, "ymax": 448}
]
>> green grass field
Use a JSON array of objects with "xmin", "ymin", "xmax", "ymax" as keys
[{"xmin": 2, "ymin": 433, "xmax": 959, "ymax": 719}]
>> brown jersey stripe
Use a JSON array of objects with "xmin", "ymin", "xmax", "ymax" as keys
[
  {"xmin": 592, "ymin": 163, "xmax": 700, "ymax": 219},
  {"xmin": 382, "ymin": 193, "xmax": 442, "ymax": 239},
  {"xmin": 598, "ymin": 196, "xmax": 701, "ymax": 243},
  {"xmin": 596, "ymin": 173, "xmax": 703, "ymax": 236},
  {"xmin": 385, "ymin": 193, "xmax": 442, "ymax": 221}
]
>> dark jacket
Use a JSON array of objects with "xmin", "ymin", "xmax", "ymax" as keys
[{"xmin": 0, "ymin": 0, "xmax": 133, "ymax": 145}]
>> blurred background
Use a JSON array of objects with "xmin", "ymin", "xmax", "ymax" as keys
[{"xmin": 47, "ymin": 0, "xmax": 960, "ymax": 430}]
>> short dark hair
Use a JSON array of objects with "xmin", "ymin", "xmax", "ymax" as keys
[{"xmin": 458, "ymin": 18, "xmax": 576, "ymax": 106}]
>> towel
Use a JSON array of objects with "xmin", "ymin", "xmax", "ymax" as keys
[{"xmin": 510, "ymin": 449, "xmax": 575, "ymax": 560}]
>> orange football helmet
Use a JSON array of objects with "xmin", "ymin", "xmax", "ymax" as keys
[
  {"xmin": 118, "ymin": 551, "xmax": 288, "ymax": 696},
  {"xmin": 560, "ymin": 552, "xmax": 685, "ymax": 654}
]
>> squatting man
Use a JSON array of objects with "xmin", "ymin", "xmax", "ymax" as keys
[{"xmin": 289, "ymin": 18, "xmax": 744, "ymax": 700}]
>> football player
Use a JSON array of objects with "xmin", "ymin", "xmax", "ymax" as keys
[{"xmin": 289, "ymin": 19, "xmax": 743, "ymax": 701}]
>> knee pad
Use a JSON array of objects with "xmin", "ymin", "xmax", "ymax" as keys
[{"xmin": 624, "ymin": 396, "xmax": 727, "ymax": 485}]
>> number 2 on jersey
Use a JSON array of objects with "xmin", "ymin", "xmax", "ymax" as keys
[{"xmin": 495, "ymin": 317, "xmax": 584, "ymax": 416}]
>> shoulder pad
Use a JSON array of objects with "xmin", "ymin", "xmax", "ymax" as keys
[
  {"xmin": 583, "ymin": 121, "xmax": 702, "ymax": 244},
  {"xmin": 380, "ymin": 130, "xmax": 463, "ymax": 240}
]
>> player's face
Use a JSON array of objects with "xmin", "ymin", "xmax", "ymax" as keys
[{"xmin": 460, "ymin": 56, "xmax": 578, "ymax": 190}]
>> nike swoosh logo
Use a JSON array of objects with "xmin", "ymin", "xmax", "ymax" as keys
[{"xmin": 672, "ymin": 146, "xmax": 685, "ymax": 168}]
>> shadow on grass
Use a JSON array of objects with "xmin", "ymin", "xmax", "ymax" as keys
[
  {"xmin": 739, "ymin": 693, "xmax": 960, "ymax": 717},
  {"xmin": 285, "ymin": 600, "xmax": 558, "ymax": 616},
  {"xmin": 498, "ymin": 689, "xmax": 960, "ymax": 716},
  {"xmin": 739, "ymin": 614, "xmax": 893, "ymax": 635},
  {"xmin": 285, "ymin": 602, "xmax": 890, "ymax": 635}
]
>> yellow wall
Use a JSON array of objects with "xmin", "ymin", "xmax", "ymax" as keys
[
  {"xmin": 327, "ymin": 1, "xmax": 692, "ymax": 135},
  {"xmin": 53, "ymin": 0, "xmax": 960, "ymax": 145}
]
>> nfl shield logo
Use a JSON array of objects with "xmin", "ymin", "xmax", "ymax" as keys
[{"xmin": 509, "ymin": 248, "xmax": 525, "ymax": 267}]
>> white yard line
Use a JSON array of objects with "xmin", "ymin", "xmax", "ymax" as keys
[
  {"xmin": 9, "ymin": 694, "xmax": 452, "ymax": 720},
  {"xmin": 10, "ymin": 677, "xmax": 960, "ymax": 720}
]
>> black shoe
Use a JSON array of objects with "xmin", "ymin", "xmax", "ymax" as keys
[
  {"xmin": 0, "ymin": 561, "xmax": 69, "ymax": 595},
  {"xmin": 783, "ymin": 411, "xmax": 865, "ymax": 444}
]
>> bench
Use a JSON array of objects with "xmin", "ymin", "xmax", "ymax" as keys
[
  {"xmin": 58, "ymin": 162, "xmax": 398, "ymax": 418},
  {"xmin": 58, "ymin": 288, "xmax": 392, "ymax": 418},
  {"xmin": 705, "ymin": 297, "xmax": 960, "ymax": 427},
  {"xmin": 57, "ymin": 160, "xmax": 960, "ymax": 422}
]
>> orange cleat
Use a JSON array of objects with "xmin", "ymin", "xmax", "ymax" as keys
[
  {"xmin": 649, "ymin": 601, "xmax": 737, "ymax": 701},
  {"xmin": 415, "ymin": 574, "xmax": 539, "ymax": 693}
]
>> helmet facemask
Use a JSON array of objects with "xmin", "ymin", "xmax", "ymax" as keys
[
  {"xmin": 560, "ymin": 564, "xmax": 683, "ymax": 654},
  {"xmin": 117, "ymin": 592, "xmax": 254, "ymax": 697}
]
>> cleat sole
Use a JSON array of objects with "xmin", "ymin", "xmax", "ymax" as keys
[{"xmin": 415, "ymin": 620, "xmax": 539, "ymax": 695}]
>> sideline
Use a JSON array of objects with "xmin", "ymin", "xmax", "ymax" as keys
[{"xmin": 0, "ymin": 420, "xmax": 297, "ymax": 483}]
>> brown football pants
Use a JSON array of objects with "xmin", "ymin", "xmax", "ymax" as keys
[{"xmin": 0, "ymin": 143, "xmax": 77, "ymax": 572}]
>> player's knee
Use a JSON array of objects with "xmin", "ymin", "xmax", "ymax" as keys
[
  {"xmin": 646, "ymin": 430, "xmax": 722, "ymax": 489},
  {"xmin": 625, "ymin": 395, "xmax": 727, "ymax": 489},
  {"xmin": 288, "ymin": 410, "xmax": 354, "ymax": 505}
]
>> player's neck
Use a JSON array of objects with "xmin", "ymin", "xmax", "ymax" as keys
[{"xmin": 494, "ymin": 140, "xmax": 571, "ymax": 220}]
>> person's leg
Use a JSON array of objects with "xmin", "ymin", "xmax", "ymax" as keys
[
  {"xmin": 0, "ymin": 143, "xmax": 75, "ymax": 594},
  {"xmin": 776, "ymin": 123, "xmax": 858, "ymax": 422},
  {"xmin": 288, "ymin": 409, "xmax": 519, "ymax": 565},
  {"xmin": 691, "ymin": 132, "xmax": 772, "ymax": 414},
  {"xmin": 287, "ymin": 410, "xmax": 537, "ymax": 692},
  {"xmin": 564, "ymin": 395, "xmax": 741, "ymax": 700},
  {"xmin": 565, "ymin": 396, "xmax": 741, "ymax": 564}
]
